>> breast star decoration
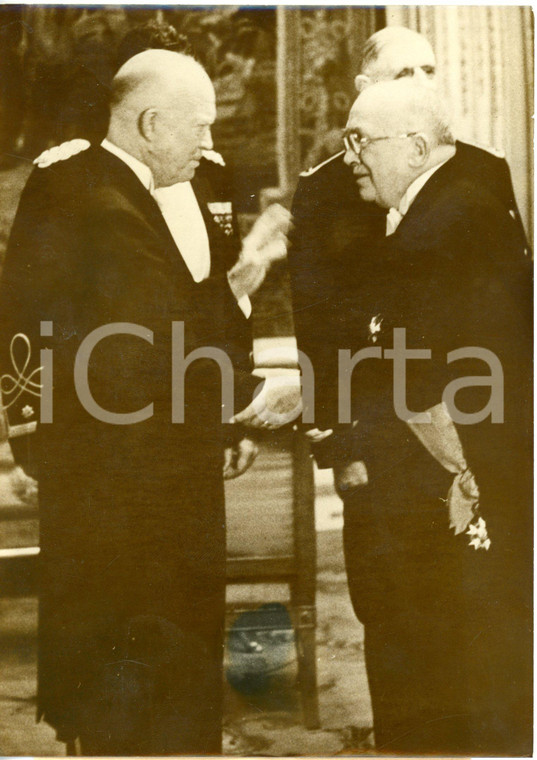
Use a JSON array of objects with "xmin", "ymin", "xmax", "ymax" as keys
[{"xmin": 466, "ymin": 516, "xmax": 491, "ymax": 550}]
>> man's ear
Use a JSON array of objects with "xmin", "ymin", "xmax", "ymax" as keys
[
  {"xmin": 408, "ymin": 133, "xmax": 429, "ymax": 167},
  {"xmin": 139, "ymin": 108, "xmax": 157, "ymax": 141},
  {"xmin": 354, "ymin": 74, "xmax": 371, "ymax": 93}
]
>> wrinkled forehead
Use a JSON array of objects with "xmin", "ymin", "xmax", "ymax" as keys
[{"xmin": 367, "ymin": 38, "xmax": 436, "ymax": 80}]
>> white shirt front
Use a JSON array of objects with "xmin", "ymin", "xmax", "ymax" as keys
[
  {"xmin": 101, "ymin": 139, "xmax": 250, "ymax": 315},
  {"xmin": 152, "ymin": 182, "xmax": 211, "ymax": 283},
  {"xmin": 102, "ymin": 138, "xmax": 210, "ymax": 283}
]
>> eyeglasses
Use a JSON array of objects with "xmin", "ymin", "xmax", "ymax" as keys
[{"xmin": 342, "ymin": 131, "xmax": 418, "ymax": 156}]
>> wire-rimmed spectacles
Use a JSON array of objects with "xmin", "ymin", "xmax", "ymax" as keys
[{"xmin": 342, "ymin": 131, "xmax": 418, "ymax": 156}]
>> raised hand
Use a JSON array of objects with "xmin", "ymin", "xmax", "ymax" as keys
[{"xmin": 228, "ymin": 203, "xmax": 292, "ymax": 299}]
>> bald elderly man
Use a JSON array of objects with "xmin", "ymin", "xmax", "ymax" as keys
[
  {"xmin": 0, "ymin": 50, "xmax": 287, "ymax": 755},
  {"xmin": 288, "ymin": 25, "xmax": 528, "ymax": 469},
  {"xmin": 337, "ymin": 79, "xmax": 532, "ymax": 755}
]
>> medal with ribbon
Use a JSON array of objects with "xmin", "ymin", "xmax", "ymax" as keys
[{"xmin": 207, "ymin": 201, "xmax": 234, "ymax": 236}]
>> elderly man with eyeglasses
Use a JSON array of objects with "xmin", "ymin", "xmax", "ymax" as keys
[
  {"xmin": 288, "ymin": 26, "xmax": 528, "ymax": 471},
  {"xmin": 314, "ymin": 77, "xmax": 532, "ymax": 756},
  {"xmin": 287, "ymin": 32, "xmax": 531, "ymax": 753}
]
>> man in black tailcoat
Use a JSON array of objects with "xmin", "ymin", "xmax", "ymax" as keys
[
  {"xmin": 333, "ymin": 79, "xmax": 532, "ymax": 755},
  {"xmin": 0, "ymin": 50, "xmax": 288, "ymax": 755}
]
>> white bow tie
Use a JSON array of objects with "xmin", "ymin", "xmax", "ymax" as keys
[{"xmin": 386, "ymin": 207, "xmax": 403, "ymax": 236}]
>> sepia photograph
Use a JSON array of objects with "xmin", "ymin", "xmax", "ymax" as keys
[{"xmin": 0, "ymin": 4, "xmax": 533, "ymax": 757}]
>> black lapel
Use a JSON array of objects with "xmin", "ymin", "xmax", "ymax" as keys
[
  {"xmin": 92, "ymin": 146, "xmax": 194, "ymax": 277},
  {"xmin": 389, "ymin": 149, "xmax": 462, "ymax": 253}
]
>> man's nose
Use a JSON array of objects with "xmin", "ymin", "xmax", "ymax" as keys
[
  {"xmin": 412, "ymin": 67, "xmax": 430, "ymax": 84},
  {"xmin": 343, "ymin": 146, "xmax": 360, "ymax": 167},
  {"xmin": 200, "ymin": 126, "xmax": 213, "ymax": 151},
  {"xmin": 411, "ymin": 67, "xmax": 437, "ymax": 90}
]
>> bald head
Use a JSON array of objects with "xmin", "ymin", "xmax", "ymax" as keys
[
  {"xmin": 350, "ymin": 78, "xmax": 453, "ymax": 147},
  {"xmin": 107, "ymin": 50, "xmax": 216, "ymax": 187},
  {"xmin": 356, "ymin": 26, "xmax": 436, "ymax": 92},
  {"xmin": 111, "ymin": 49, "xmax": 211, "ymax": 113},
  {"xmin": 344, "ymin": 79, "xmax": 455, "ymax": 209}
]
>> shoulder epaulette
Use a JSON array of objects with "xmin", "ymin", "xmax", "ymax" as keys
[
  {"xmin": 34, "ymin": 139, "xmax": 91, "ymax": 168},
  {"xmin": 202, "ymin": 149, "xmax": 226, "ymax": 167},
  {"xmin": 299, "ymin": 150, "xmax": 345, "ymax": 178},
  {"xmin": 463, "ymin": 140, "xmax": 505, "ymax": 159}
]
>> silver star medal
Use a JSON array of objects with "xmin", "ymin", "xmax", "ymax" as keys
[{"xmin": 368, "ymin": 314, "xmax": 383, "ymax": 343}]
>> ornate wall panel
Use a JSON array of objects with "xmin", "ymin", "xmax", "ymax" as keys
[
  {"xmin": 386, "ymin": 6, "xmax": 533, "ymax": 240},
  {"xmin": 276, "ymin": 6, "xmax": 381, "ymax": 191}
]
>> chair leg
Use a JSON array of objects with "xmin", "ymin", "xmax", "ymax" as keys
[{"xmin": 293, "ymin": 604, "xmax": 320, "ymax": 729}]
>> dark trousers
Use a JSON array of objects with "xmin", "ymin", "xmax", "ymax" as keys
[
  {"xmin": 343, "ymin": 481, "xmax": 532, "ymax": 756},
  {"xmin": 74, "ymin": 620, "xmax": 224, "ymax": 756}
]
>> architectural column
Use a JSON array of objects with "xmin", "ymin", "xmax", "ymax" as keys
[
  {"xmin": 386, "ymin": 6, "xmax": 533, "ymax": 241},
  {"xmin": 276, "ymin": 7, "xmax": 302, "ymax": 193}
]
